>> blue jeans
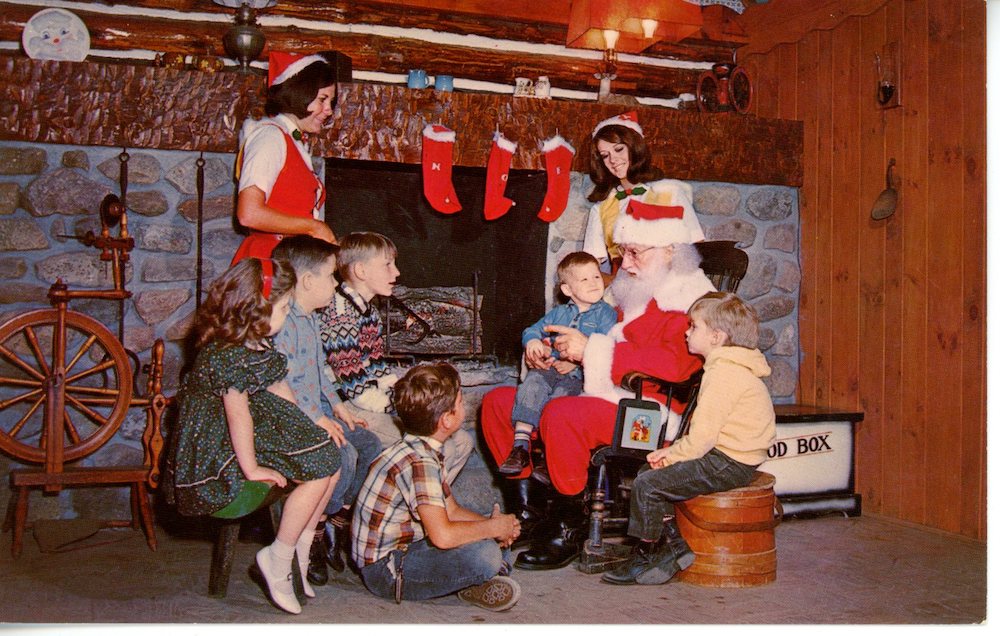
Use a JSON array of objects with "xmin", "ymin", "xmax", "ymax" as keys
[
  {"xmin": 360, "ymin": 538, "xmax": 511, "ymax": 601},
  {"xmin": 510, "ymin": 367, "xmax": 583, "ymax": 428},
  {"xmin": 325, "ymin": 424, "xmax": 383, "ymax": 515},
  {"xmin": 628, "ymin": 448, "xmax": 757, "ymax": 541}
]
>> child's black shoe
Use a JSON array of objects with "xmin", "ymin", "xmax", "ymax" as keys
[
  {"xmin": 306, "ymin": 527, "xmax": 328, "ymax": 586},
  {"xmin": 499, "ymin": 446, "xmax": 531, "ymax": 475}
]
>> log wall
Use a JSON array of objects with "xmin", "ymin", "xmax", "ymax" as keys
[{"xmin": 741, "ymin": 0, "xmax": 985, "ymax": 540}]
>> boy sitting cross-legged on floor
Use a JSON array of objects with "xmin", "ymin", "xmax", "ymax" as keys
[
  {"xmin": 352, "ymin": 363, "xmax": 522, "ymax": 611},
  {"xmin": 602, "ymin": 291, "xmax": 776, "ymax": 586}
]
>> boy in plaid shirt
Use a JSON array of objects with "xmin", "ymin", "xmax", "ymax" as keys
[{"xmin": 351, "ymin": 363, "xmax": 521, "ymax": 611}]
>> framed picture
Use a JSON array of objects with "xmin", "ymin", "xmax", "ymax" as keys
[{"xmin": 611, "ymin": 398, "xmax": 666, "ymax": 459}]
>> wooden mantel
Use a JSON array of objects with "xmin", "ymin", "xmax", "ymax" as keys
[{"xmin": 0, "ymin": 56, "xmax": 802, "ymax": 186}]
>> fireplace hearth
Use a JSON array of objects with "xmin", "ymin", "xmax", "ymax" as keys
[{"xmin": 325, "ymin": 159, "xmax": 550, "ymax": 365}]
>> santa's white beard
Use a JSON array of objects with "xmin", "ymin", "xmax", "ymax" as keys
[{"xmin": 608, "ymin": 261, "xmax": 671, "ymax": 315}]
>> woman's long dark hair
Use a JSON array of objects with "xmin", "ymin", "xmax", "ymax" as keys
[
  {"xmin": 586, "ymin": 125, "xmax": 662, "ymax": 202},
  {"xmin": 194, "ymin": 258, "xmax": 296, "ymax": 348}
]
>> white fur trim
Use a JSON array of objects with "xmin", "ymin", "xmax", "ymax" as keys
[
  {"xmin": 614, "ymin": 215, "xmax": 691, "ymax": 247},
  {"xmin": 540, "ymin": 135, "xmax": 575, "ymax": 155},
  {"xmin": 423, "ymin": 124, "xmax": 456, "ymax": 142},
  {"xmin": 652, "ymin": 268, "xmax": 717, "ymax": 313},
  {"xmin": 582, "ymin": 332, "xmax": 617, "ymax": 397},
  {"xmin": 271, "ymin": 54, "xmax": 325, "ymax": 86},
  {"xmin": 493, "ymin": 131, "xmax": 518, "ymax": 153},
  {"xmin": 592, "ymin": 114, "xmax": 643, "ymax": 138}
]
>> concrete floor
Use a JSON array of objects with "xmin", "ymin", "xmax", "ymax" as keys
[{"xmin": 0, "ymin": 506, "xmax": 986, "ymax": 625}]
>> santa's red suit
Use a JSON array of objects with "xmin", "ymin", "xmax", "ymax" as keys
[{"xmin": 482, "ymin": 266, "xmax": 715, "ymax": 495}]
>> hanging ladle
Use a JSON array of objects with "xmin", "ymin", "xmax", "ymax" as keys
[{"xmin": 871, "ymin": 158, "xmax": 898, "ymax": 220}]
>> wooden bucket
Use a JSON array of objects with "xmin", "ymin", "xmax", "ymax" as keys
[{"xmin": 675, "ymin": 470, "xmax": 781, "ymax": 588}]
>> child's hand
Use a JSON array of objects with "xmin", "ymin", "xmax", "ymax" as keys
[
  {"xmin": 646, "ymin": 447, "xmax": 671, "ymax": 469},
  {"xmin": 332, "ymin": 402, "xmax": 367, "ymax": 430},
  {"xmin": 544, "ymin": 325, "xmax": 586, "ymax": 363},
  {"xmin": 552, "ymin": 359, "xmax": 578, "ymax": 375},
  {"xmin": 524, "ymin": 338, "xmax": 553, "ymax": 368},
  {"xmin": 245, "ymin": 466, "xmax": 287, "ymax": 488},
  {"xmin": 491, "ymin": 503, "xmax": 521, "ymax": 546},
  {"xmin": 316, "ymin": 416, "xmax": 347, "ymax": 447}
]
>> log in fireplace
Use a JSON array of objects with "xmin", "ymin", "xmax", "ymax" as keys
[{"xmin": 325, "ymin": 158, "xmax": 550, "ymax": 365}]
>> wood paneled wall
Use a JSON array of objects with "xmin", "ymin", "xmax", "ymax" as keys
[{"xmin": 742, "ymin": 0, "xmax": 985, "ymax": 540}]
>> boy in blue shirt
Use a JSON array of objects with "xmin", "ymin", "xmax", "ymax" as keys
[
  {"xmin": 498, "ymin": 252, "xmax": 618, "ymax": 474},
  {"xmin": 271, "ymin": 235, "xmax": 383, "ymax": 587}
]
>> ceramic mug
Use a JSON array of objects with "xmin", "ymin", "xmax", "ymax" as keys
[
  {"xmin": 434, "ymin": 74, "xmax": 454, "ymax": 92},
  {"xmin": 407, "ymin": 69, "xmax": 429, "ymax": 89},
  {"xmin": 514, "ymin": 77, "xmax": 533, "ymax": 96}
]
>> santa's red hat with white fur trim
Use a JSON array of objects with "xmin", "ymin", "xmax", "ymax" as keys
[
  {"xmin": 592, "ymin": 111, "xmax": 644, "ymax": 138},
  {"xmin": 268, "ymin": 51, "xmax": 326, "ymax": 87},
  {"xmin": 613, "ymin": 197, "xmax": 695, "ymax": 247}
]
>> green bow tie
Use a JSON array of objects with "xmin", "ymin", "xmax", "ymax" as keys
[{"xmin": 615, "ymin": 185, "xmax": 647, "ymax": 200}]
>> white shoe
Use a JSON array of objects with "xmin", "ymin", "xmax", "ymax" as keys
[{"xmin": 256, "ymin": 546, "xmax": 302, "ymax": 615}]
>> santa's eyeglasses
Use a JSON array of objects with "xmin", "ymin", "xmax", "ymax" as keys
[{"xmin": 619, "ymin": 245, "xmax": 654, "ymax": 262}]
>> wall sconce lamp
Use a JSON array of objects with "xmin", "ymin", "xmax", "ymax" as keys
[
  {"xmin": 874, "ymin": 41, "xmax": 901, "ymax": 109},
  {"xmin": 214, "ymin": 0, "xmax": 276, "ymax": 73}
]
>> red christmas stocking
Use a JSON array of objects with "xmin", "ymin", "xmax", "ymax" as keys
[
  {"xmin": 483, "ymin": 132, "xmax": 518, "ymax": 220},
  {"xmin": 536, "ymin": 135, "xmax": 576, "ymax": 222},
  {"xmin": 422, "ymin": 124, "xmax": 462, "ymax": 214}
]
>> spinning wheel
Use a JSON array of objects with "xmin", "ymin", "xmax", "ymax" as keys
[
  {"xmin": 0, "ymin": 309, "xmax": 132, "ymax": 465},
  {"xmin": 0, "ymin": 193, "xmax": 167, "ymax": 558},
  {"xmin": 696, "ymin": 63, "xmax": 753, "ymax": 114}
]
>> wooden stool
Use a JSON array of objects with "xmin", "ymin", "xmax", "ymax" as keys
[
  {"xmin": 675, "ymin": 470, "xmax": 782, "ymax": 588},
  {"xmin": 207, "ymin": 482, "xmax": 301, "ymax": 599}
]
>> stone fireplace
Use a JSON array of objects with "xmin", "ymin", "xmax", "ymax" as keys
[{"xmin": 325, "ymin": 159, "xmax": 550, "ymax": 365}]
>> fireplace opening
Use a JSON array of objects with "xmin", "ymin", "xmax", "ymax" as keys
[{"xmin": 325, "ymin": 158, "xmax": 550, "ymax": 365}]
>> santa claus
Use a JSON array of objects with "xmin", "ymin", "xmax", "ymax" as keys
[{"xmin": 480, "ymin": 194, "xmax": 715, "ymax": 570}]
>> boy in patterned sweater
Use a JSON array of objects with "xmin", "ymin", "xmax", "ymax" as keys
[{"xmin": 319, "ymin": 232, "xmax": 473, "ymax": 484}]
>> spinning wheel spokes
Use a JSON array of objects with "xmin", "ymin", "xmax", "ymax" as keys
[{"xmin": 0, "ymin": 309, "xmax": 132, "ymax": 464}]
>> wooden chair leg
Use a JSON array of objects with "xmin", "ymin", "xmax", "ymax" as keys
[
  {"xmin": 133, "ymin": 482, "xmax": 157, "ymax": 551},
  {"xmin": 129, "ymin": 484, "xmax": 141, "ymax": 530},
  {"xmin": 10, "ymin": 485, "xmax": 29, "ymax": 559},
  {"xmin": 2, "ymin": 488, "xmax": 14, "ymax": 533},
  {"xmin": 208, "ymin": 520, "xmax": 240, "ymax": 598}
]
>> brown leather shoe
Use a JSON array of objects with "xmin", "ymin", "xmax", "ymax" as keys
[{"xmin": 499, "ymin": 446, "xmax": 531, "ymax": 475}]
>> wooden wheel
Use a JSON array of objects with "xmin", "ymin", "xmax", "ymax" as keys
[
  {"xmin": 0, "ymin": 309, "xmax": 132, "ymax": 464},
  {"xmin": 728, "ymin": 66, "xmax": 753, "ymax": 114}
]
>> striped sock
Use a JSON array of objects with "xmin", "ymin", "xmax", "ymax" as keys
[{"xmin": 513, "ymin": 422, "xmax": 534, "ymax": 449}]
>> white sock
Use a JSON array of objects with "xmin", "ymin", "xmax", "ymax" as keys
[
  {"xmin": 263, "ymin": 539, "xmax": 295, "ymax": 594},
  {"xmin": 294, "ymin": 529, "xmax": 318, "ymax": 597}
]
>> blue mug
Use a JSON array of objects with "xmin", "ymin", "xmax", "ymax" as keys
[
  {"xmin": 407, "ymin": 69, "xmax": 429, "ymax": 89},
  {"xmin": 434, "ymin": 75, "xmax": 454, "ymax": 92}
]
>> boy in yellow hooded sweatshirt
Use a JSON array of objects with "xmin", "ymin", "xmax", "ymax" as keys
[{"xmin": 602, "ymin": 291, "xmax": 776, "ymax": 586}]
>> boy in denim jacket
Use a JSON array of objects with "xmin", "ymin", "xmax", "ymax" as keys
[{"xmin": 498, "ymin": 252, "xmax": 617, "ymax": 475}]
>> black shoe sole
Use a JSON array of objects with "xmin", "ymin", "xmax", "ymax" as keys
[
  {"xmin": 513, "ymin": 549, "xmax": 580, "ymax": 571},
  {"xmin": 498, "ymin": 463, "xmax": 529, "ymax": 475}
]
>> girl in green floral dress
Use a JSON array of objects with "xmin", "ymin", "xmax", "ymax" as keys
[{"xmin": 165, "ymin": 257, "xmax": 341, "ymax": 615}]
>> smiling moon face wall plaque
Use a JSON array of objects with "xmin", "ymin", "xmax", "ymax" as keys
[{"xmin": 22, "ymin": 8, "xmax": 90, "ymax": 62}]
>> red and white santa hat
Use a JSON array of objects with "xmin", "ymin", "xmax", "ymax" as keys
[
  {"xmin": 613, "ymin": 197, "xmax": 694, "ymax": 247},
  {"xmin": 592, "ymin": 110, "xmax": 644, "ymax": 138},
  {"xmin": 268, "ymin": 51, "xmax": 326, "ymax": 87}
]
